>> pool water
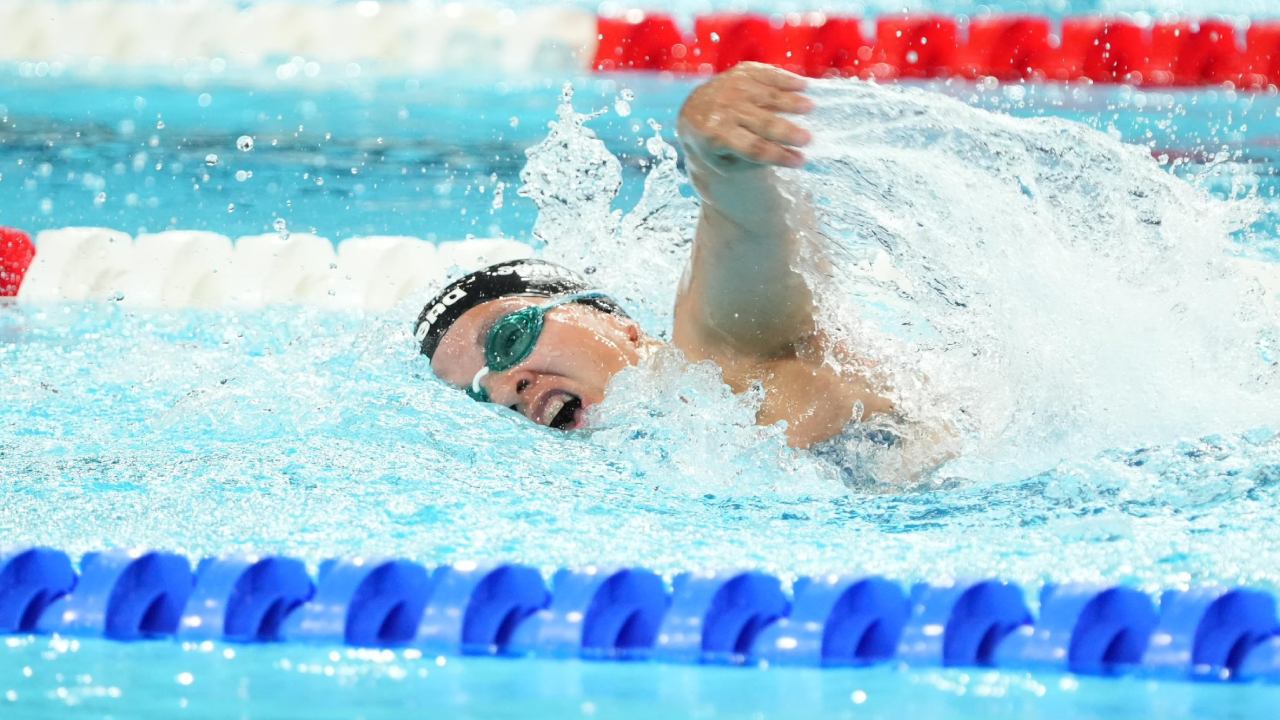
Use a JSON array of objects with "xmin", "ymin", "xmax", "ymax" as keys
[
  {"xmin": 2, "ymin": 634, "xmax": 1278, "ymax": 719},
  {"xmin": 6, "ymin": 7, "xmax": 1280, "ymax": 719}
]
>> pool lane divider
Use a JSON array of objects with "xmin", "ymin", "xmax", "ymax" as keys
[
  {"xmin": 3, "ymin": 548, "xmax": 1280, "ymax": 683},
  {"xmin": 0, "ymin": 228, "xmax": 34, "ymax": 297},
  {"xmin": 0, "ymin": 226, "xmax": 534, "ymax": 311},
  {"xmin": 595, "ymin": 12, "xmax": 1280, "ymax": 89}
]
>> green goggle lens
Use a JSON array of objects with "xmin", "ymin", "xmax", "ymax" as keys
[
  {"xmin": 466, "ymin": 291, "xmax": 606, "ymax": 405},
  {"xmin": 485, "ymin": 308, "xmax": 545, "ymax": 372}
]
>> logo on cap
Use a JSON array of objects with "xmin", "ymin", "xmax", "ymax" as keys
[{"xmin": 414, "ymin": 286, "xmax": 468, "ymax": 341}]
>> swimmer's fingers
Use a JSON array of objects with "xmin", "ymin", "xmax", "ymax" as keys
[
  {"xmin": 735, "ymin": 61, "xmax": 809, "ymax": 92},
  {"xmin": 678, "ymin": 62, "xmax": 814, "ymax": 169},
  {"xmin": 737, "ymin": 106, "xmax": 812, "ymax": 150},
  {"xmin": 755, "ymin": 87, "xmax": 815, "ymax": 115},
  {"xmin": 719, "ymin": 125, "xmax": 806, "ymax": 168}
]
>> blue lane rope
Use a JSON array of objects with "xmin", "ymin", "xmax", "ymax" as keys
[{"xmin": 2, "ymin": 547, "xmax": 1279, "ymax": 682}]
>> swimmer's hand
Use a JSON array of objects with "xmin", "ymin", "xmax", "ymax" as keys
[{"xmin": 677, "ymin": 62, "xmax": 814, "ymax": 171}]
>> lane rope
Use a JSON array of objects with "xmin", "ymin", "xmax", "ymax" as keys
[
  {"xmin": 2, "ymin": 547, "xmax": 1279, "ymax": 680},
  {"xmin": 2, "ymin": 3, "xmax": 1279, "ymax": 88},
  {"xmin": 0, "ymin": 226, "xmax": 531, "ymax": 310}
]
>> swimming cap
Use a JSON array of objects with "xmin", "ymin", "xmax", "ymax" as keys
[{"xmin": 414, "ymin": 259, "xmax": 628, "ymax": 359}]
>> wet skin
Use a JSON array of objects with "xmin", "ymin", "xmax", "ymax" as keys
[
  {"xmin": 431, "ymin": 63, "xmax": 897, "ymax": 448},
  {"xmin": 430, "ymin": 295, "xmax": 658, "ymax": 430}
]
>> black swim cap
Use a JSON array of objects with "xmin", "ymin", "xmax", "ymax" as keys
[{"xmin": 414, "ymin": 258, "xmax": 628, "ymax": 359}]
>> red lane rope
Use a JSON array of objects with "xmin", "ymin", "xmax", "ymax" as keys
[
  {"xmin": 594, "ymin": 13, "xmax": 1280, "ymax": 88},
  {"xmin": 0, "ymin": 228, "xmax": 34, "ymax": 297}
]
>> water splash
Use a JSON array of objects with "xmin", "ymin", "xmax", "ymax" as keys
[
  {"xmin": 585, "ymin": 348, "xmax": 839, "ymax": 496},
  {"xmin": 10, "ymin": 80, "xmax": 1280, "ymax": 598},
  {"xmin": 520, "ymin": 85, "xmax": 697, "ymax": 332},
  {"xmin": 787, "ymin": 79, "xmax": 1280, "ymax": 485},
  {"xmin": 516, "ymin": 87, "xmax": 822, "ymax": 491}
]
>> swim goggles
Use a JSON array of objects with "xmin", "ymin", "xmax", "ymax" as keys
[{"xmin": 467, "ymin": 291, "xmax": 608, "ymax": 404}]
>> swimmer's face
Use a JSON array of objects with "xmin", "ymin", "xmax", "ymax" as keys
[{"xmin": 431, "ymin": 296, "xmax": 654, "ymax": 430}]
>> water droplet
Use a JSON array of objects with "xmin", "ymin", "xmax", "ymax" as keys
[
  {"xmin": 236, "ymin": 135, "xmax": 254, "ymax": 152},
  {"xmin": 204, "ymin": 153, "xmax": 219, "ymax": 167},
  {"xmin": 93, "ymin": 192, "xmax": 106, "ymax": 207},
  {"xmin": 156, "ymin": 119, "xmax": 165, "ymax": 130}
]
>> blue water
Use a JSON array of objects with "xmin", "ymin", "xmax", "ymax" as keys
[
  {"xmin": 1, "ymin": 635, "xmax": 1277, "ymax": 719},
  {"xmin": 5, "ymin": 68, "xmax": 1280, "ymax": 255},
  {"xmin": 6, "ymin": 5, "xmax": 1280, "ymax": 717}
]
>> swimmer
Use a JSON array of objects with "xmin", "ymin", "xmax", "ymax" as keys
[{"xmin": 417, "ymin": 63, "xmax": 895, "ymax": 450}]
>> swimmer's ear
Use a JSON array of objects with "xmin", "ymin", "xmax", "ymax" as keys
[{"xmin": 626, "ymin": 322, "xmax": 641, "ymax": 344}]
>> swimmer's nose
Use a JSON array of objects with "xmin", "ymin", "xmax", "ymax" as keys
[{"xmin": 481, "ymin": 369, "xmax": 536, "ymax": 412}]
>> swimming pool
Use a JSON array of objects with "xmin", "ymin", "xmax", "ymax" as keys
[{"xmin": 5, "ymin": 1, "xmax": 1280, "ymax": 717}]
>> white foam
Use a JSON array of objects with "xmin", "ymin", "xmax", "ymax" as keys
[{"xmin": 788, "ymin": 79, "xmax": 1280, "ymax": 484}]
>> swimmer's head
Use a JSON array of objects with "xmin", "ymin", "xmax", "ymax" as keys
[{"xmin": 415, "ymin": 259, "xmax": 655, "ymax": 430}]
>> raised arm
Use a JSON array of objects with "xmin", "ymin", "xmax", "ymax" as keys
[{"xmin": 673, "ymin": 63, "xmax": 818, "ymax": 363}]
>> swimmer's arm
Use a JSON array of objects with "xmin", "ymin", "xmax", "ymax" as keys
[{"xmin": 673, "ymin": 63, "xmax": 819, "ymax": 361}]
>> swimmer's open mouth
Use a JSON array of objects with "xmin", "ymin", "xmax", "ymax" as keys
[{"xmin": 544, "ymin": 393, "xmax": 583, "ymax": 430}]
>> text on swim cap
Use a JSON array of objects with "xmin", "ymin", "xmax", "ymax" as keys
[{"xmin": 415, "ymin": 286, "xmax": 468, "ymax": 342}]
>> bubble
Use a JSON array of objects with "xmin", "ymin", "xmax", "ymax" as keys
[
  {"xmin": 204, "ymin": 153, "xmax": 219, "ymax": 167},
  {"xmin": 614, "ymin": 89, "xmax": 635, "ymax": 118},
  {"xmin": 236, "ymin": 135, "xmax": 255, "ymax": 152},
  {"xmin": 235, "ymin": 170, "xmax": 252, "ymax": 182},
  {"xmin": 274, "ymin": 218, "xmax": 290, "ymax": 241},
  {"xmin": 93, "ymin": 192, "xmax": 106, "ymax": 207},
  {"xmin": 197, "ymin": 93, "xmax": 212, "ymax": 108},
  {"xmin": 226, "ymin": 203, "xmax": 235, "ymax": 213}
]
